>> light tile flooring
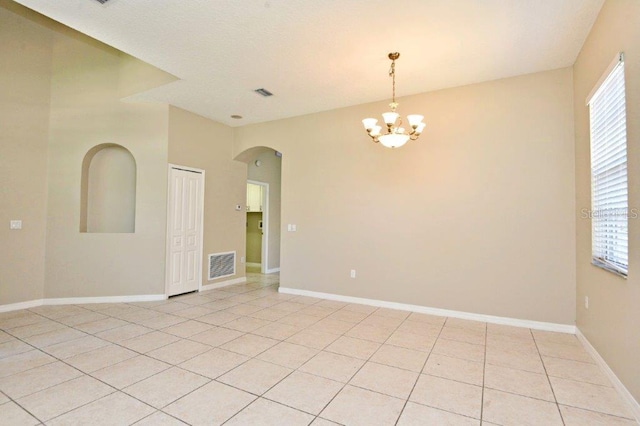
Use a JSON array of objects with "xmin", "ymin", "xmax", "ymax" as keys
[{"xmin": 0, "ymin": 272, "xmax": 637, "ymax": 425}]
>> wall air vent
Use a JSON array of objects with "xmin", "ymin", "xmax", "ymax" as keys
[
  {"xmin": 208, "ymin": 251, "xmax": 236, "ymax": 280},
  {"xmin": 254, "ymin": 88, "xmax": 273, "ymax": 97}
]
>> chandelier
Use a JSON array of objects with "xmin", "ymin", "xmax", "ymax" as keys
[{"xmin": 362, "ymin": 52, "xmax": 425, "ymax": 148}]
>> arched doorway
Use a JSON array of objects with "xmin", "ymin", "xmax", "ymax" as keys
[{"xmin": 234, "ymin": 146, "xmax": 282, "ymax": 275}]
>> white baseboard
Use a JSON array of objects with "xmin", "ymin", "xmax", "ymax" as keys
[
  {"xmin": 246, "ymin": 262, "xmax": 261, "ymax": 267},
  {"xmin": 576, "ymin": 328, "xmax": 640, "ymax": 422},
  {"xmin": 265, "ymin": 267, "xmax": 280, "ymax": 274},
  {"xmin": 0, "ymin": 299, "xmax": 44, "ymax": 313},
  {"xmin": 278, "ymin": 287, "xmax": 576, "ymax": 334},
  {"xmin": 201, "ymin": 277, "xmax": 247, "ymax": 292},
  {"xmin": 1, "ymin": 279, "xmax": 253, "ymax": 312},
  {"xmin": 0, "ymin": 294, "xmax": 166, "ymax": 313},
  {"xmin": 44, "ymin": 294, "xmax": 166, "ymax": 305}
]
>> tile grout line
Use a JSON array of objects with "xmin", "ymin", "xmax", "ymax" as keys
[
  {"xmin": 2, "ymin": 303, "xmax": 248, "ymax": 423},
  {"xmin": 2, "ymin": 284, "xmax": 269, "ymax": 423},
  {"xmin": 531, "ymin": 330, "xmax": 566, "ymax": 426},
  {"xmin": 393, "ymin": 315, "xmax": 446, "ymax": 425},
  {"xmin": 187, "ymin": 289, "xmax": 352, "ymax": 424},
  {"xmin": 0, "ymin": 383, "xmax": 46, "ymax": 425},
  {"xmin": 133, "ymin": 409, "xmax": 185, "ymax": 425},
  {"xmin": 0, "ymin": 314, "xmax": 119, "ymax": 424},
  {"xmin": 0, "ymin": 280, "xmax": 281, "ymax": 423},
  {"xmin": 214, "ymin": 312, "xmax": 355, "ymax": 425},
  {"xmin": 2, "ymin": 322, "xmax": 168, "ymax": 424},
  {"xmin": 479, "ymin": 321, "xmax": 488, "ymax": 423},
  {"xmin": 154, "ymin": 284, "xmax": 311, "ymax": 424},
  {"xmin": 218, "ymin": 299, "xmax": 382, "ymax": 425},
  {"xmin": 308, "ymin": 305, "xmax": 389, "ymax": 424}
]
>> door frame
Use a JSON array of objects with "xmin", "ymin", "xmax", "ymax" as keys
[
  {"xmin": 247, "ymin": 179, "xmax": 269, "ymax": 274},
  {"xmin": 165, "ymin": 164, "xmax": 205, "ymax": 296}
]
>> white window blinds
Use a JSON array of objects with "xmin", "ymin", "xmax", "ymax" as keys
[{"xmin": 588, "ymin": 54, "xmax": 628, "ymax": 277}]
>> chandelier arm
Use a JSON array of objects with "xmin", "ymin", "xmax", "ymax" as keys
[{"xmin": 365, "ymin": 132, "xmax": 380, "ymax": 143}]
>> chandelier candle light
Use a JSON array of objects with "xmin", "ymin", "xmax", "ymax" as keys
[{"xmin": 362, "ymin": 52, "xmax": 425, "ymax": 148}]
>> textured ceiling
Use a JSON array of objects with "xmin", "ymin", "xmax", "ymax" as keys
[{"xmin": 13, "ymin": 0, "xmax": 604, "ymax": 126}]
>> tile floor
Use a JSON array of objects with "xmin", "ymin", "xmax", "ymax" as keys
[{"xmin": 0, "ymin": 272, "xmax": 637, "ymax": 425}]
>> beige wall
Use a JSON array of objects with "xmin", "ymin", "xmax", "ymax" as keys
[
  {"xmin": 247, "ymin": 149, "xmax": 282, "ymax": 271},
  {"xmin": 44, "ymin": 23, "xmax": 175, "ymax": 298},
  {"xmin": 574, "ymin": 0, "xmax": 640, "ymax": 402},
  {"xmin": 0, "ymin": 3, "xmax": 52, "ymax": 305},
  {"xmin": 235, "ymin": 68, "xmax": 576, "ymax": 324},
  {"xmin": 168, "ymin": 106, "xmax": 247, "ymax": 285},
  {"xmin": 0, "ymin": 1, "xmax": 175, "ymax": 302}
]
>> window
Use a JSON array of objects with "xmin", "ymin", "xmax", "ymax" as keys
[{"xmin": 588, "ymin": 53, "xmax": 628, "ymax": 277}]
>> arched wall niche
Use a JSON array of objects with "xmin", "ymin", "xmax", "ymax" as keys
[{"xmin": 80, "ymin": 143, "xmax": 137, "ymax": 233}]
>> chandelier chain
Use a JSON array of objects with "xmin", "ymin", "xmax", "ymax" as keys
[{"xmin": 389, "ymin": 60, "xmax": 396, "ymax": 104}]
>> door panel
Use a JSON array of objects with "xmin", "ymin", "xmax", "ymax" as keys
[{"xmin": 167, "ymin": 167, "xmax": 203, "ymax": 297}]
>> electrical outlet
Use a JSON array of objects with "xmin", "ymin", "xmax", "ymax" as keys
[
  {"xmin": 585, "ymin": 296, "xmax": 589, "ymax": 309},
  {"xmin": 10, "ymin": 220, "xmax": 22, "ymax": 230},
  {"xmin": 350, "ymin": 269, "xmax": 356, "ymax": 278},
  {"xmin": 241, "ymin": 256, "xmax": 245, "ymax": 264}
]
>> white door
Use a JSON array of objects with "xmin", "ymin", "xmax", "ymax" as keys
[{"xmin": 166, "ymin": 166, "xmax": 204, "ymax": 297}]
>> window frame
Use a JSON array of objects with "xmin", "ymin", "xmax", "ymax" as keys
[{"xmin": 586, "ymin": 52, "xmax": 629, "ymax": 278}]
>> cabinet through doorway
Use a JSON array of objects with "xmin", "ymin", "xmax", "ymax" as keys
[{"xmin": 246, "ymin": 180, "xmax": 268, "ymax": 273}]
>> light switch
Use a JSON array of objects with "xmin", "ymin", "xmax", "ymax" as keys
[
  {"xmin": 292, "ymin": 224, "xmax": 297, "ymax": 231},
  {"xmin": 10, "ymin": 220, "xmax": 22, "ymax": 230}
]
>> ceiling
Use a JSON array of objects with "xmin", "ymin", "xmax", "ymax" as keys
[{"xmin": 13, "ymin": 0, "xmax": 604, "ymax": 127}]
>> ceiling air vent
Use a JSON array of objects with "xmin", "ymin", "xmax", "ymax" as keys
[{"xmin": 254, "ymin": 88, "xmax": 273, "ymax": 97}]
